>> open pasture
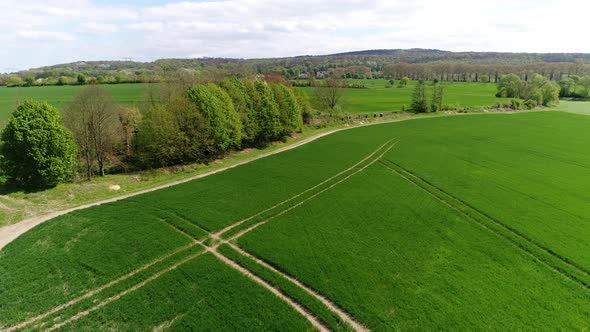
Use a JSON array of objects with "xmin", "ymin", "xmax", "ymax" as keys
[{"xmin": 1, "ymin": 110, "xmax": 590, "ymax": 330}]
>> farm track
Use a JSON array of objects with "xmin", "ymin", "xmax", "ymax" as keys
[
  {"xmin": 3, "ymin": 141, "xmax": 398, "ymax": 332},
  {"xmin": 379, "ymin": 159, "xmax": 590, "ymax": 289}
]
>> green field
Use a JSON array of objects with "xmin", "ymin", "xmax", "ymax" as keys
[
  {"xmin": 0, "ymin": 84, "xmax": 146, "ymax": 125},
  {"xmin": 299, "ymin": 79, "xmax": 509, "ymax": 114},
  {"xmin": 1, "ymin": 109, "xmax": 590, "ymax": 330}
]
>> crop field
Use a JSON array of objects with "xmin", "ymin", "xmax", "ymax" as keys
[
  {"xmin": 298, "ymin": 80, "xmax": 510, "ymax": 114},
  {"xmin": 1, "ymin": 110, "xmax": 590, "ymax": 330}
]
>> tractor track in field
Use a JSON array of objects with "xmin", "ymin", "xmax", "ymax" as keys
[
  {"xmin": 0, "ymin": 243, "xmax": 198, "ymax": 332},
  {"xmin": 1, "ymin": 112, "xmax": 438, "ymax": 251},
  {"xmin": 44, "ymin": 250, "xmax": 207, "ymax": 332},
  {"xmin": 224, "ymin": 141, "xmax": 398, "ymax": 243},
  {"xmin": 212, "ymin": 139, "xmax": 396, "ymax": 239},
  {"xmin": 225, "ymin": 243, "xmax": 370, "ymax": 332},
  {"xmin": 4, "ymin": 141, "xmax": 398, "ymax": 332},
  {"xmin": 379, "ymin": 159, "xmax": 590, "ymax": 289}
]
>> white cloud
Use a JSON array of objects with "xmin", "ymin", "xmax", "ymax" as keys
[
  {"xmin": 3, "ymin": 0, "xmax": 590, "ymax": 70},
  {"xmin": 16, "ymin": 30, "xmax": 75, "ymax": 42},
  {"xmin": 82, "ymin": 22, "xmax": 119, "ymax": 34}
]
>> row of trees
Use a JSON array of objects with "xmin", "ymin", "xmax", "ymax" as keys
[
  {"xmin": 0, "ymin": 78, "xmax": 308, "ymax": 188},
  {"xmin": 382, "ymin": 61, "xmax": 590, "ymax": 83}
]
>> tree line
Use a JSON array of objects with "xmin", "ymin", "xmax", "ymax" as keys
[{"xmin": 0, "ymin": 78, "xmax": 309, "ymax": 188}]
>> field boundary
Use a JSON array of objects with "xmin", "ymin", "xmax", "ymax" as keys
[{"xmin": 379, "ymin": 159, "xmax": 590, "ymax": 289}]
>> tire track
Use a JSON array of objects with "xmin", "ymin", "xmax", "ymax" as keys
[
  {"xmin": 213, "ymin": 139, "xmax": 396, "ymax": 239},
  {"xmin": 225, "ymin": 141, "xmax": 398, "ymax": 243},
  {"xmin": 43, "ymin": 251, "xmax": 206, "ymax": 332},
  {"xmin": 1, "ymin": 243, "xmax": 197, "ymax": 332},
  {"xmin": 379, "ymin": 160, "xmax": 590, "ymax": 289},
  {"xmin": 225, "ymin": 243, "xmax": 370, "ymax": 332},
  {"xmin": 209, "ymin": 249, "xmax": 330, "ymax": 332},
  {"xmin": 5, "ymin": 141, "xmax": 399, "ymax": 332}
]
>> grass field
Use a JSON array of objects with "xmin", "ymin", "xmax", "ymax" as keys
[
  {"xmin": 0, "ymin": 84, "xmax": 146, "ymax": 125},
  {"xmin": 1, "ymin": 110, "xmax": 590, "ymax": 330},
  {"xmin": 298, "ymin": 79, "xmax": 510, "ymax": 114}
]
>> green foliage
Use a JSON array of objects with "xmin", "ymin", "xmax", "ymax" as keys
[
  {"xmin": 531, "ymin": 74, "xmax": 560, "ymax": 106},
  {"xmin": 294, "ymin": 88, "xmax": 313, "ymax": 124},
  {"xmin": 207, "ymin": 83, "xmax": 243, "ymax": 149},
  {"xmin": 271, "ymin": 83, "xmax": 302, "ymax": 134},
  {"xmin": 57, "ymin": 76, "xmax": 70, "ymax": 86},
  {"xmin": 400, "ymin": 77, "xmax": 410, "ymax": 86},
  {"xmin": 188, "ymin": 84, "xmax": 234, "ymax": 153},
  {"xmin": 219, "ymin": 78, "xmax": 259, "ymax": 144},
  {"xmin": 76, "ymin": 73, "xmax": 87, "ymax": 85},
  {"xmin": 5, "ymin": 76, "xmax": 23, "ymax": 87},
  {"xmin": 135, "ymin": 97, "xmax": 208, "ymax": 168},
  {"xmin": 497, "ymin": 74, "xmax": 524, "ymax": 98},
  {"xmin": 411, "ymin": 81, "xmax": 428, "ymax": 113},
  {"xmin": 253, "ymin": 81, "xmax": 282, "ymax": 142},
  {"xmin": 0, "ymin": 100, "xmax": 76, "ymax": 188}
]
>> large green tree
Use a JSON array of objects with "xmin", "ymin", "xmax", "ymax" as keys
[{"xmin": 0, "ymin": 100, "xmax": 76, "ymax": 188}]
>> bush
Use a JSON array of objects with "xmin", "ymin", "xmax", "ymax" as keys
[
  {"xmin": 524, "ymin": 99, "xmax": 538, "ymax": 109},
  {"xmin": 0, "ymin": 100, "xmax": 76, "ymax": 188},
  {"xmin": 510, "ymin": 99, "xmax": 524, "ymax": 110}
]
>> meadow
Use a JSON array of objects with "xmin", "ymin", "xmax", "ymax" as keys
[{"xmin": 1, "ymin": 109, "xmax": 590, "ymax": 330}]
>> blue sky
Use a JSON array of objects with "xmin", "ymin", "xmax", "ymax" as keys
[{"xmin": 1, "ymin": 0, "xmax": 590, "ymax": 72}]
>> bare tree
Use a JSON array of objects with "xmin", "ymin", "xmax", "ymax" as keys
[
  {"xmin": 64, "ymin": 85, "xmax": 120, "ymax": 178},
  {"xmin": 312, "ymin": 76, "xmax": 347, "ymax": 115}
]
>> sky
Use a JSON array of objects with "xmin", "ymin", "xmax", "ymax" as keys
[{"xmin": 1, "ymin": 0, "xmax": 590, "ymax": 71}]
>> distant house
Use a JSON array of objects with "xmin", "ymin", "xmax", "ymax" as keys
[{"xmin": 316, "ymin": 71, "xmax": 328, "ymax": 79}]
